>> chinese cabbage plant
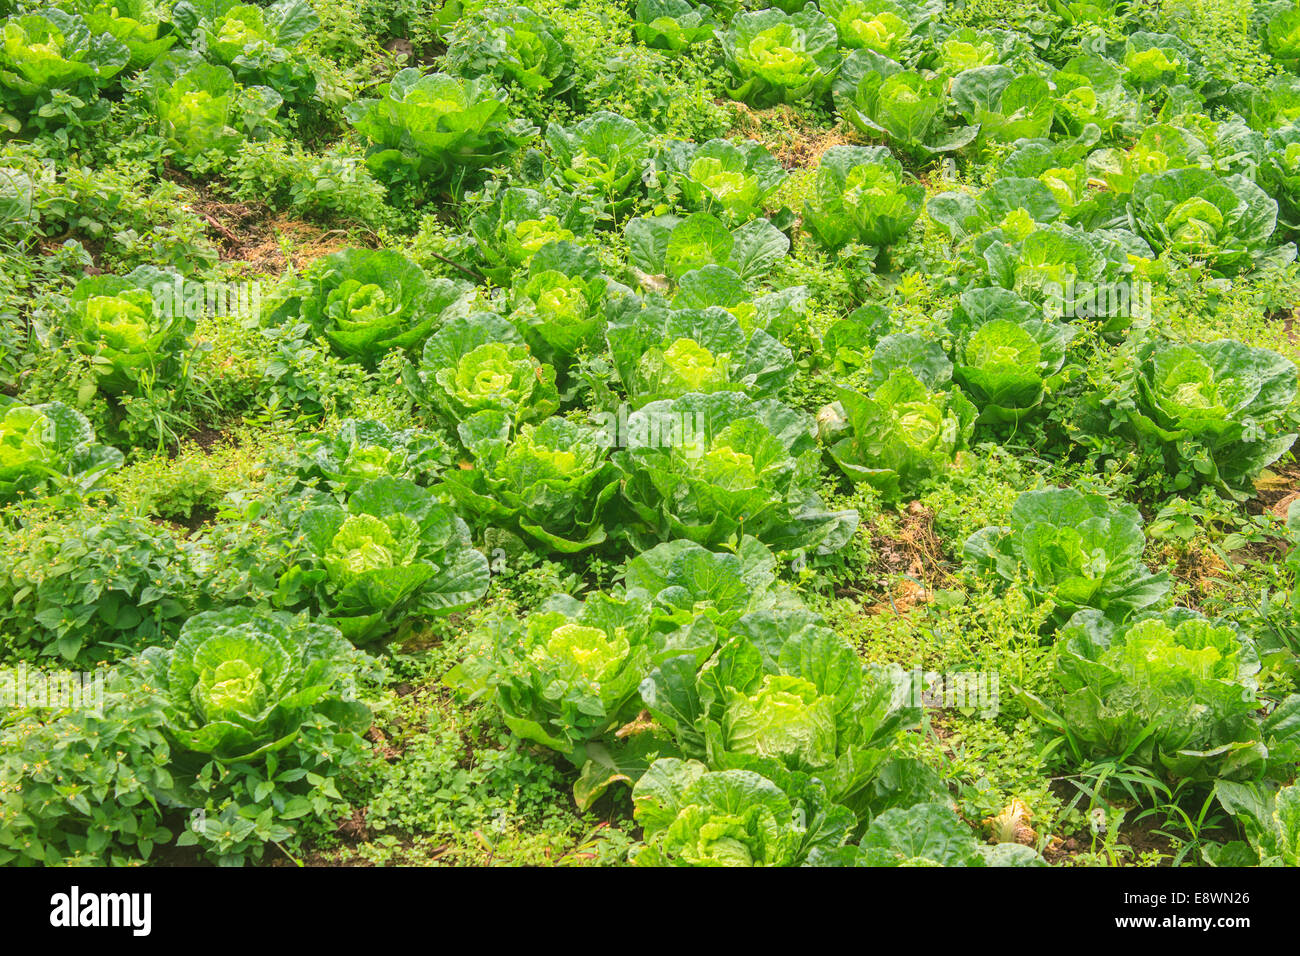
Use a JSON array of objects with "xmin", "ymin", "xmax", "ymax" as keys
[
  {"xmin": 445, "ymin": 588, "xmax": 657, "ymax": 761},
  {"xmin": 508, "ymin": 240, "xmax": 625, "ymax": 370},
  {"xmin": 1090, "ymin": 337, "xmax": 1298, "ymax": 498},
  {"xmin": 443, "ymin": 5, "xmax": 574, "ymax": 97},
  {"xmin": 345, "ymin": 68, "xmax": 536, "ymax": 190},
  {"xmin": 613, "ymin": 391, "xmax": 859, "ymax": 553},
  {"xmin": 817, "ymin": 333, "xmax": 977, "ymax": 500},
  {"xmin": 625, "ymin": 212, "xmax": 789, "ymax": 283},
  {"xmin": 951, "ymin": 65, "xmax": 1055, "ymax": 144},
  {"xmin": 671, "ymin": 265, "xmax": 809, "ymax": 340},
  {"xmin": 621, "ymin": 536, "xmax": 786, "ymax": 632},
  {"xmin": 1239, "ymin": 74, "xmax": 1300, "ymax": 132},
  {"xmin": 963, "ymin": 486, "xmax": 1171, "ymax": 626},
  {"xmin": 1123, "ymin": 31, "xmax": 1196, "ymax": 93},
  {"xmin": 605, "ymin": 301, "xmax": 794, "ymax": 407},
  {"xmin": 1128, "ymin": 168, "xmax": 1281, "ymax": 274},
  {"xmin": 631, "ymin": 758, "xmax": 855, "ymax": 866},
  {"xmin": 1052, "ymin": 54, "xmax": 1137, "ymax": 138},
  {"xmin": 816, "ymin": 801, "xmax": 1045, "ymax": 866},
  {"xmin": 145, "ymin": 53, "xmax": 283, "ymax": 164},
  {"xmin": 1265, "ymin": 1, "xmax": 1300, "ymax": 70},
  {"xmin": 639, "ymin": 615, "xmax": 927, "ymax": 818},
  {"xmin": 80, "ymin": 0, "xmax": 176, "ymax": 69},
  {"xmin": 833, "ymin": 50, "xmax": 978, "ymax": 158},
  {"xmin": 802, "ymin": 145, "xmax": 924, "ymax": 254},
  {"xmin": 140, "ymin": 607, "xmax": 371, "ymax": 763},
  {"xmin": 1212, "ymin": 779, "xmax": 1300, "ymax": 866},
  {"xmin": 1022, "ymin": 609, "xmax": 1300, "ymax": 782},
  {"xmin": 407, "ymin": 311, "xmax": 559, "ymax": 428},
  {"xmin": 633, "ymin": 0, "xmax": 720, "ymax": 53},
  {"xmin": 0, "ymin": 400, "xmax": 123, "ymax": 503},
  {"xmin": 276, "ymin": 418, "xmax": 451, "ymax": 496},
  {"xmin": 276, "ymin": 477, "xmax": 490, "ymax": 641},
  {"xmin": 198, "ymin": 0, "xmax": 319, "ymax": 104},
  {"xmin": 66, "ymin": 265, "xmax": 194, "ymax": 395},
  {"xmin": 949, "ymin": 287, "xmax": 1076, "ymax": 425},
  {"xmin": 1086, "ymin": 123, "xmax": 1209, "ymax": 198},
  {"xmin": 546, "ymin": 111, "xmax": 651, "ymax": 210},
  {"xmin": 440, "ymin": 411, "xmax": 621, "ymax": 553},
  {"xmin": 656, "ymin": 138, "xmax": 787, "ymax": 221},
  {"xmin": 926, "ymin": 26, "xmax": 1027, "ymax": 74},
  {"xmin": 819, "ymin": 0, "xmax": 939, "ymax": 56},
  {"xmin": 464, "ymin": 183, "xmax": 597, "ymax": 284},
  {"xmin": 269, "ymin": 248, "xmax": 466, "ymax": 367},
  {"xmin": 1258, "ymin": 122, "xmax": 1300, "ymax": 235},
  {"xmin": 719, "ymin": 7, "xmax": 840, "ymax": 108},
  {"xmin": 0, "ymin": 9, "xmax": 128, "ymax": 127},
  {"xmin": 976, "ymin": 222, "xmax": 1143, "ymax": 329},
  {"xmin": 446, "ymin": 538, "xmax": 796, "ymax": 794},
  {"xmin": 927, "ymin": 177, "xmax": 1062, "ymax": 246}
]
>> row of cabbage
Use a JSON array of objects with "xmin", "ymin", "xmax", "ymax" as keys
[{"xmin": 10, "ymin": 205, "xmax": 1298, "ymax": 863}]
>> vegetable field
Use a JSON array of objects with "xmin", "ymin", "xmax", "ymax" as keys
[{"xmin": 2, "ymin": 0, "xmax": 1300, "ymax": 871}]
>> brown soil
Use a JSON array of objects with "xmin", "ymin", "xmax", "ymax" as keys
[
  {"xmin": 1254, "ymin": 464, "xmax": 1300, "ymax": 521},
  {"xmin": 1272, "ymin": 305, "xmax": 1298, "ymax": 345},
  {"xmin": 382, "ymin": 37, "xmax": 416, "ymax": 58},
  {"xmin": 863, "ymin": 576, "xmax": 932, "ymax": 615},
  {"xmin": 381, "ymin": 36, "xmax": 445, "ymax": 68},
  {"xmin": 189, "ymin": 425, "xmax": 232, "ymax": 454},
  {"xmin": 365, "ymin": 725, "xmax": 403, "ymax": 762},
  {"xmin": 838, "ymin": 502, "xmax": 954, "ymax": 612},
  {"xmin": 725, "ymin": 101, "xmax": 857, "ymax": 170},
  {"xmin": 335, "ymin": 808, "xmax": 371, "ymax": 845},
  {"xmin": 189, "ymin": 199, "xmax": 357, "ymax": 274},
  {"xmin": 1042, "ymin": 834, "xmax": 1081, "ymax": 864},
  {"xmin": 1160, "ymin": 544, "xmax": 1230, "ymax": 611},
  {"xmin": 1043, "ymin": 816, "xmax": 1181, "ymax": 867},
  {"xmin": 870, "ymin": 501, "xmax": 953, "ymax": 587},
  {"xmin": 774, "ymin": 128, "xmax": 857, "ymax": 170}
]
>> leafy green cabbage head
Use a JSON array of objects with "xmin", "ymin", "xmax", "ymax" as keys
[
  {"xmin": 446, "ymin": 593, "xmax": 654, "ymax": 758},
  {"xmin": 819, "ymin": 333, "xmax": 976, "ymax": 499},
  {"xmin": 803, "ymin": 144, "xmax": 923, "ymax": 251},
  {"xmin": 0, "ymin": 400, "xmax": 122, "ymax": 503},
  {"xmin": 0, "ymin": 10, "xmax": 127, "ymax": 98},
  {"xmin": 1130, "ymin": 168, "xmax": 1278, "ymax": 273},
  {"xmin": 412, "ymin": 312, "xmax": 560, "ymax": 427},
  {"xmin": 632, "ymin": 759, "xmax": 852, "ymax": 866},
  {"xmin": 278, "ymin": 478, "xmax": 489, "ymax": 641},
  {"xmin": 1123, "ymin": 338, "xmax": 1298, "ymax": 496},
  {"xmin": 1020, "ymin": 608, "xmax": 1288, "ymax": 781},
  {"xmin": 441, "ymin": 412, "xmax": 620, "ymax": 553},
  {"xmin": 821, "ymin": 0, "xmax": 934, "ymax": 56},
  {"xmin": 344, "ymin": 68, "xmax": 536, "ymax": 186},
  {"xmin": 68, "ymin": 266, "xmax": 193, "ymax": 395},
  {"xmin": 723, "ymin": 674, "xmax": 838, "ymax": 769},
  {"xmin": 963, "ymin": 486, "xmax": 1171, "ymax": 626},
  {"xmin": 272, "ymin": 248, "xmax": 464, "ymax": 367},
  {"xmin": 141, "ymin": 607, "xmax": 370, "ymax": 763},
  {"xmin": 720, "ymin": 8, "xmax": 840, "ymax": 107},
  {"xmin": 614, "ymin": 392, "xmax": 858, "ymax": 553},
  {"xmin": 444, "ymin": 6, "xmax": 574, "ymax": 95}
]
